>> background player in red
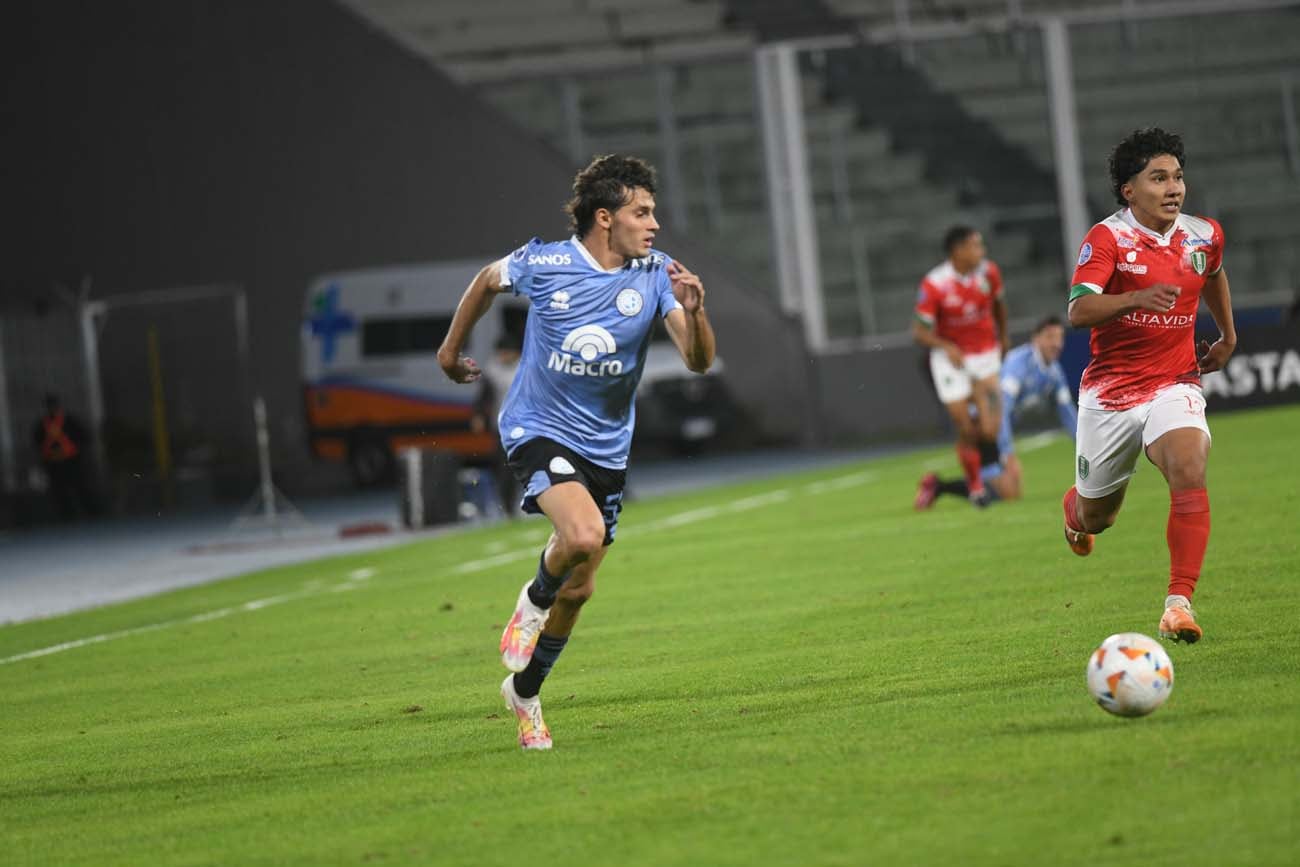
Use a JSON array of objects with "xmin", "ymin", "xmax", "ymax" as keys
[
  {"xmin": 913, "ymin": 226, "xmax": 1009, "ymax": 507},
  {"xmin": 1061, "ymin": 127, "xmax": 1236, "ymax": 644}
]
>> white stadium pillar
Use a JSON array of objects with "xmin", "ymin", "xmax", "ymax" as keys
[
  {"xmin": 755, "ymin": 43, "xmax": 827, "ymax": 351},
  {"xmin": 1043, "ymin": 16, "xmax": 1090, "ymax": 279}
]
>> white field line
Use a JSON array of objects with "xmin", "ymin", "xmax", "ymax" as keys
[
  {"xmin": 1, "ymin": 470, "xmax": 865, "ymax": 666},
  {"xmin": 0, "ymin": 590, "xmax": 315, "ymax": 665}
]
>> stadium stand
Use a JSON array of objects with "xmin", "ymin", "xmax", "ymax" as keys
[{"xmin": 343, "ymin": 0, "xmax": 1300, "ymax": 337}]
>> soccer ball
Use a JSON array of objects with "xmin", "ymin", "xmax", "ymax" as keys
[{"xmin": 1085, "ymin": 632, "xmax": 1174, "ymax": 717}]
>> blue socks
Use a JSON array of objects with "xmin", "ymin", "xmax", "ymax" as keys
[
  {"xmin": 525, "ymin": 551, "xmax": 568, "ymax": 609},
  {"xmin": 513, "ymin": 634, "xmax": 569, "ymax": 698}
]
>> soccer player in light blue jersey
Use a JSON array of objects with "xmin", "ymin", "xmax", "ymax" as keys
[
  {"xmin": 437, "ymin": 155, "xmax": 716, "ymax": 750},
  {"xmin": 915, "ymin": 315, "xmax": 1077, "ymax": 507}
]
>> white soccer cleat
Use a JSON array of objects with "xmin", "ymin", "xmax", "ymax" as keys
[
  {"xmin": 501, "ymin": 675, "xmax": 552, "ymax": 750},
  {"xmin": 499, "ymin": 581, "xmax": 549, "ymax": 672}
]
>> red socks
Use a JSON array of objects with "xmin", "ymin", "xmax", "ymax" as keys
[
  {"xmin": 957, "ymin": 443, "xmax": 984, "ymax": 494},
  {"xmin": 1062, "ymin": 485, "xmax": 1085, "ymax": 533},
  {"xmin": 1167, "ymin": 488, "xmax": 1210, "ymax": 600}
]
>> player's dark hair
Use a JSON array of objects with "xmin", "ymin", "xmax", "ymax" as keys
[
  {"xmin": 566, "ymin": 154, "xmax": 658, "ymax": 236},
  {"xmin": 1109, "ymin": 128, "xmax": 1185, "ymax": 206},
  {"xmin": 1033, "ymin": 314, "xmax": 1064, "ymax": 334},
  {"xmin": 943, "ymin": 225, "xmax": 978, "ymax": 255}
]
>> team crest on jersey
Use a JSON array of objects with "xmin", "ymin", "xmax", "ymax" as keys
[
  {"xmin": 1077, "ymin": 243, "xmax": 1093, "ymax": 266},
  {"xmin": 615, "ymin": 288, "xmax": 643, "ymax": 317},
  {"xmin": 1190, "ymin": 250, "xmax": 1207, "ymax": 275}
]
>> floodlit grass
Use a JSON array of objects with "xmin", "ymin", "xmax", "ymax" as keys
[{"xmin": 2, "ymin": 405, "xmax": 1297, "ymax": 866}]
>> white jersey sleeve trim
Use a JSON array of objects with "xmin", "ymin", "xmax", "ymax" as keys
[{"xmin": 494, "ymin": 256, "xmax": 512, "ymax": 287}]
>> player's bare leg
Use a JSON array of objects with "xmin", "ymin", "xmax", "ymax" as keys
[
  {"xmin": 1063, "ymin": 484, "xmax": 1126, "ymax": 556},
  {"xmin": 500, "ymin": 482, "xmax": 607, "ymax": 748},
  {"xmin": 500, "ymin": 482, "xmax": 604, "ymax": 671},
  {"xmin": 1147, "ymin": 427, "xmax": 1211, "ymax": 643},
  {"xmin": 942, "ymin": 399, "xmax": 990, "ymax": 507}
]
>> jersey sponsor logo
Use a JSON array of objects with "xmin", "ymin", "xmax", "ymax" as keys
[
  {"xmin": 549, "ymin": 290, "xmax": 571, "ymax": 310},
  {"xmin": 1123, "ymin": 311, "xmax": 1194, "ymax": 328},
  {"xmin": 615, "ymin": 288, "xmax": 643, "ymax": 316},
  {"xmin": 1190, "ymin": 250, "xmax": 1207, "ymax": 275},
  {"xmin": 1116, "ymin": 262, "xmax": 1148, "ymax": 274},
  {"xmin": 1181, "ymin": 237, "xmax": 1211, "ymax": 247},
  {"xmin": 548, "ymin": 324, "xmax": 624, "ymax": 377},
  {"xmin": 1116, "ymin": 236, "xmax": 1138, "ymax": 249},
  {"xmin": 528, "ymin": 253, "xmax": 573, "ymax": 266},
  {"xmin": 1077, "ymin": 242, "xmax": 1093, "ymax": 266}
]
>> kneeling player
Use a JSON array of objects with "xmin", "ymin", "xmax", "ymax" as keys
[{"xmin": 915, "ymin": 315, "xmax": 1077, "ymax": 506}]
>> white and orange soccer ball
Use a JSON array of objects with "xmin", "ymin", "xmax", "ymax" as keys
[{"xmin": 1086, "ymin": 632, "xmax": 1174, "ymax": 717}]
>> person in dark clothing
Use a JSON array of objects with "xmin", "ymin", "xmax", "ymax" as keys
[
  {"xmin": 471, "ymin": 336, "xmax": 523, "ymax": 517},
  {"xmin": 32, "ymin": 394, "xmax": 98, "ymax": 519}
]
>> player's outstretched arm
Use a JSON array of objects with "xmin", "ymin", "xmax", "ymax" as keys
[
  {"xmin": 1197, "ymin": 269, "xmax": 1237, "ymax": 374},
  {"xmin": 437, "ymin": 262, "xmax": 508, "ymax": 383},
  {"xmin": 665, "ymin": 260, "xmax": 715, "ymax": 373}
]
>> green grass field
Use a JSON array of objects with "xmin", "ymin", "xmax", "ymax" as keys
[{"xmin": 3, "ymin": 405, "xmax": 1298, "ymax": 866}]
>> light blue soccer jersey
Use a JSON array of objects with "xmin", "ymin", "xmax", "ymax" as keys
[
  {"xmin": 996, "ymin": 343, "xmax": 1079, "ymax": 457},
  {"xmin": 495, "ymin": 236, "xmax": 682, "ymax": 469}
]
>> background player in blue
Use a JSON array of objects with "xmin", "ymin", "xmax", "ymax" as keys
[
  {"xmin": 437, "ymin": 155, "xmax": 716, "ymax": 750},
  {"xmin": 915, "ymin": 315, "xmax": 1077, "ymax": 507}
]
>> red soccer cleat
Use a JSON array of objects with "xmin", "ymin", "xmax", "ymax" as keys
[{"xmin": 914, "ymin": 473, "xmax": 940, "ymax": 510}]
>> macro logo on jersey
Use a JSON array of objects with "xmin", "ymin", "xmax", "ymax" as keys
[
  {"xmin": 549, "ymin": 290, "xmax": 571, "ymax": 310},
  {"xmin": 549, "ymin": 325, "xmax": 623, "ymax": 376}
]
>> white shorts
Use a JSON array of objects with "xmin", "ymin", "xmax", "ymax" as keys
[
  {"xmin": 1074, "ymin": 383, "xmax": 1211, "ymax": 498},
  {"xmin": 929, "ymin": 347, "xmax": 1001, "ymax": 404}
]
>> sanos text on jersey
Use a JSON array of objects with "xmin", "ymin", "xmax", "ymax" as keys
[{"xmin": 529, "ymin": 253, "xmax": 572, "ymax": 266}]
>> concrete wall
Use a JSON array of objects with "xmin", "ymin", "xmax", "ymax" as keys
[{"xmin": 1, "ymin": 0, "xmax": 812, "ymax": 496}]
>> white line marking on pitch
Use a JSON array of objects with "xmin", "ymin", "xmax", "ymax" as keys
[
  {"xmin": 0, "ymin": 471, "xmax": 851, "ymax": 665},
  {"xmin": 0, "ymin": 589, "xmax": 313, "ymax": 666}
]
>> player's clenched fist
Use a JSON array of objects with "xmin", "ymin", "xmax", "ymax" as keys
[{"xmin": 668, "ymin": 260, "xmax": 705, "ymax": 313}]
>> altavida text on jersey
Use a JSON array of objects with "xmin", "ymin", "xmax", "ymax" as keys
[{"xmin": 1124, "ymin": 312, "xmax": 1195, "ymax": 327}]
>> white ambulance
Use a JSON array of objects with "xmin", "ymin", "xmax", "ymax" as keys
[
  {"xmin": 300, "ymin": 260, "xmax": 738, "ymax": 485},
  {"xmin": 300, "ymin": 260, "xmax": 527, "ymax": 485}
]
